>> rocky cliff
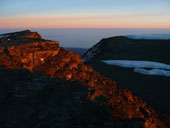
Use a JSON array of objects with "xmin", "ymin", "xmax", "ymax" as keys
[
  {"xmin": 82, "ymin": 36, "xmax": 170, "ymax": 117},
  {"xmin": 0, "ymin": 30, "xmax": 169, "ymax": 128},
  {"xmin": 82, "ymin": 36, "xmax": 170, "ymax": 63}
]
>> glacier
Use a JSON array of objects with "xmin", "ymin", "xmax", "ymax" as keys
[
  {"xmin": 102, "ymin": 60, "xmax": 170, "ymax": 77},
  {"xmin": 134, "ymin": 68, "xmax": 170, "ymax": 77}
]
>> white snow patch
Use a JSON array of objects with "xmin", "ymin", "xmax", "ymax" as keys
[
  {"xmin": 125, "ymin": 34, "xmax": 170, "ymax": 40},
  {"xmin": 102, "ymin": 60, "xmax": 170, "ymax": 70},
  {"xmin": 102, "ymin": 60, "xmax": 170, "ymax": 77},
  {"xmin": 134, "ymin": 68, "xmax": 170, "ymax": 77}
]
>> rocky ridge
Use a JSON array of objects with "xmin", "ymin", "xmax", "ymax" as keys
[
  {"xmin": 82, "ymin": 36, "xmax": 170, "ymax": 63},
  {"xmin": 0, "ymin": 30, "xmax": 170, "ymax": 128}
]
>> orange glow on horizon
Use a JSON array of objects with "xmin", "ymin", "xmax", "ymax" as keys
[{"xmin": 0, "ymin": 13, "xmax": 170, "ymax": 29}]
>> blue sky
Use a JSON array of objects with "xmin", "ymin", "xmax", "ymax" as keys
[
  {"xmin": 0, "ymin": 0, "xmax": 170, "ymax": 28},
  {"xmin": 1, "ymin": 0, "xmax": 170, "ymax": 16}
]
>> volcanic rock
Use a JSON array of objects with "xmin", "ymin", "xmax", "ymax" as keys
[{"xmin": 0, "ymin": 30, "xmax": 170, "ymax": 128}]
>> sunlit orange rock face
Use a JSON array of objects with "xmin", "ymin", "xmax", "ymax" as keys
[{"xmin": 0, "ymin": 30, "xmax": 169, "ymax": 128}]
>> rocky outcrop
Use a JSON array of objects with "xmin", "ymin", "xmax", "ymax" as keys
[
  {"xmin": 0, "ymin": 30, "xmax": 41, "ymax": 40},
  {"xmin": 0, "ymin": 30, "xmax": 170, "ymax": 128}
]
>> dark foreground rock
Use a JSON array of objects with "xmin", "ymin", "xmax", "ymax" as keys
[{"xmin": 0, "ymin": 69, "xmax": 146, "ymax": 128}]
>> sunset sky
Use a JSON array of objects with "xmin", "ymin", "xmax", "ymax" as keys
[{"xmin": 0, "ymin": 0, "xmax": 170, "ymax": 28}]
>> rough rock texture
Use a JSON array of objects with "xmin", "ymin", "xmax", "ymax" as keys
[
  {"xmin": 0, "ymin": 30, "xmax": 41, "ymax": 41},
  {"xmin": 0, "ymin": 30, "xmax": 170, "ymax": 128},
  {"xmin": 0, "ymin": 69, "xmax": 152, "ymax": 128}
]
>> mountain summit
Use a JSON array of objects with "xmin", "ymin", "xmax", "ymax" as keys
[
  {"xmin": 0, "ymin": 29, "xmax": 41, "ymax": 41},
  {"xmin": 0, "ymin": 30, "xmax": 170, "ymax": 128}
]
